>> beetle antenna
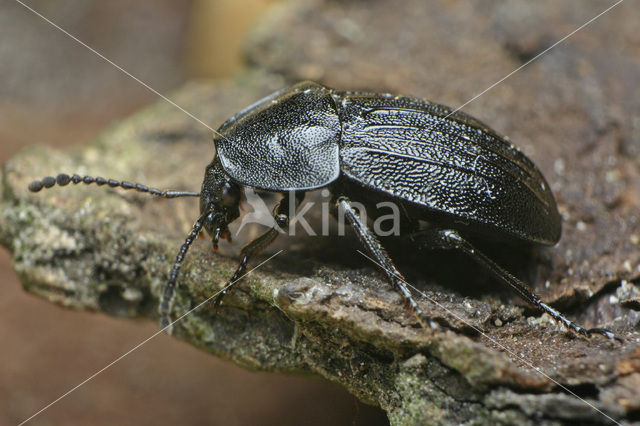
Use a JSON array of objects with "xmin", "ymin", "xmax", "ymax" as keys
[
  {"xmin": 159, "ymin": 210, "xmax": 209, "ymax": 332},
  {"xmin": 28, "ymin": 173, "xmax": 200, "ymax": 198}
]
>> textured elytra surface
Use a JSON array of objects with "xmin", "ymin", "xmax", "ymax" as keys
[
  {"xmin": 3, "ymin": 0, "xmax": 640, "ymax": 424},
  {"xmin": 335, "ymin": 92, "xmax": 561, "ymax": 245}
]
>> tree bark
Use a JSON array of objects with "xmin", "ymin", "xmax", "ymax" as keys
[{"xmin": 2, "ymin": 1, "xmax": 640, "ymax": 424}]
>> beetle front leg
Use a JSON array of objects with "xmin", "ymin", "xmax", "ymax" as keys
[
  {"xmin": 414, "ymin": 228, "xmax": 617, "ymax": 340},
  {"xmin": 337, "ymin": 196, "xmax": 440, "ymax": 330},
  {"xmin": 213, "ymin": 191, "xmax": 303, "ymax": 308}
]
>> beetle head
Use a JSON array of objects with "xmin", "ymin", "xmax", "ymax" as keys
[{"xmin": 200, "ymin": 157, "xmax": 242, "ymax": 249}]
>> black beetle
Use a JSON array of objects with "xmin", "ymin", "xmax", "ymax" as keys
[{"xmin": 28, "ymin": 81, "xmax": 614, "ymax": 339}]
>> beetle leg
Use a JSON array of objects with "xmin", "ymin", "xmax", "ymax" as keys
[
  {"xmin": 213, "ymin": 191, "xmax": 303, "ymax": 308},
  {"xmin": 416, "ymin": 228, "xmax": 617, "ymax": 340},
  {"xmin": 337, "ymin": 196, "xmax": 440, "ymax": 330}
]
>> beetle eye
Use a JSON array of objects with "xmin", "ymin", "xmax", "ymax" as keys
[{"xmin": 220, "ymin": 182, "xmax": 240, "ymax": 207}]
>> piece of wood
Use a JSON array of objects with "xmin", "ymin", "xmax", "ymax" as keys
[{"xmin": 3, "ymin": 0, "xmax": 640, "ymax": 423}]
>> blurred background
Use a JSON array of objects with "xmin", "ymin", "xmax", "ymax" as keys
[{"xmin": 0, "ymin": 1, "xmax": 388, "ymax": 424}]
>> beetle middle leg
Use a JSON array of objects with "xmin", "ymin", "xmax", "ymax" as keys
[
  {"xmin": 413, "ymin": 228, "xmax": 616, "ymax": 340},
  {"xmin": 213, "ymin": 191, "xmax": 303, "ymax": 308},
  {"xmin": 337, "ymin": 196, "xmax": 440, "ymax": 329}
]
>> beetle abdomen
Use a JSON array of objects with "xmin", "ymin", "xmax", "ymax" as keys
[{"xmin": 335, "ymin": 93, "xmax": 561, "ymax": 245}]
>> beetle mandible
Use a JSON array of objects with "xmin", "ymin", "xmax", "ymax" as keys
[{"xmin": 28, "ymin": 81, "xmax": 615, "ymax": 339}]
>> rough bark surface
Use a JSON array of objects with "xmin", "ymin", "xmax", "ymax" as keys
[{"xmin": 2, "ymin": 0, "xmax": 640, "ymax": 424}]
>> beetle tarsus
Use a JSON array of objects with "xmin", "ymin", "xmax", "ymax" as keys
[
  {"xmin": 584, "ymin": 327, "xmax": 621, "ymax": 343},
  {"xmin": 213, "ymin": 254, "xmax": 249, "ymax": 308},
  {"xmin": 414, "ymin": 228, "xmax": 620, "ymax": 341}
]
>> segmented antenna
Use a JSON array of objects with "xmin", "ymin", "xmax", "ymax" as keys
[
  {"xmin": 159, "ymin": 211, "xmax": 210, "ymax": 332},
  {"xmin": 28, "ymin": 173, "xmax": 200, "ymax": 198}
]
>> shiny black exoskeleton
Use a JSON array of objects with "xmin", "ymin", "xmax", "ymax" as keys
[{"xmin": 28, "ymin": 81, "xmax": 614, "ymax": 339}]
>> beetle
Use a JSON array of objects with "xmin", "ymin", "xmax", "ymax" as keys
[{"xmin": 28, "ymin": 81, "xmax": 614, "ymax": 339}]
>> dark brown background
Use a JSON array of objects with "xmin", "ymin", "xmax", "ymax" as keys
[{"xmin": 0, "ymin": 1, "xmax": 386, "ymax": 424}]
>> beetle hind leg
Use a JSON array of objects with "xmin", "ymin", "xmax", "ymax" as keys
[
  {"xmin": 338, "ymin": 196, "xmax": 440, "ymax": 330},
  {"xmin": 414, "ymin": 228, "xmax": 618, "ymax": 341}
]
